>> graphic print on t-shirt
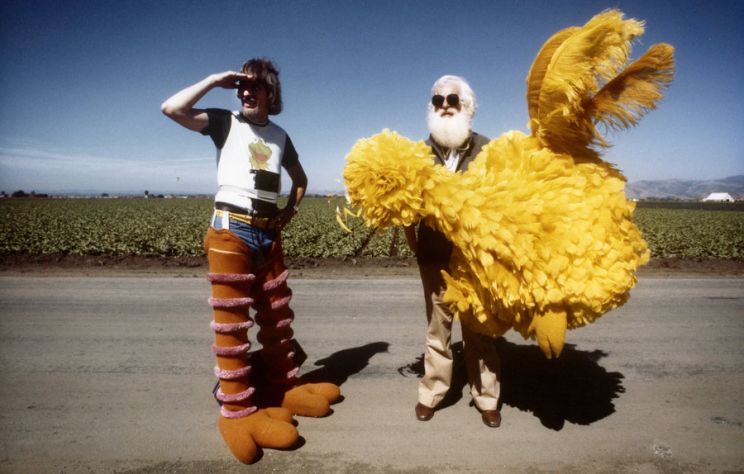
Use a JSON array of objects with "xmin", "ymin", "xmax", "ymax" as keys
[{"xmin": 249, "ymin": 138, "xmax": 272, "ymax": 170}]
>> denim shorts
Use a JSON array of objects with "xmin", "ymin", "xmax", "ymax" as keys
[{"xmin": 210, "ymin": 210, "xmax": 276, "ymax": 265}]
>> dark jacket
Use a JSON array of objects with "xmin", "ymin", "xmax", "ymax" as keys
[{"xmin": 416, "ymin": 132, "xmax": 490, "ymax": 265}]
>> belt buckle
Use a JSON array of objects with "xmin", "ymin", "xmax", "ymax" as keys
[
  {"xmin": 259, "ymin": 216, "xmax": 273, "ymax": 230},
  {"xmin": 266, "ymin": 216, "xmax": 278, "ymax": 230}
]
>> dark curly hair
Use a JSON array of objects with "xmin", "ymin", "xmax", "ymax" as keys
[{"xmin": 241, "ymin": 57, "xmax": 282, "ymax": 115}]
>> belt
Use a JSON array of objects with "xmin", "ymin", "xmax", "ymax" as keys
[
  {"xmin": 215, "ymin": 202, "xmax": 277, "ymax": 216},
  {"xmin": 213, "ymin": 208, "xmax": 278, "ymax": 231}
]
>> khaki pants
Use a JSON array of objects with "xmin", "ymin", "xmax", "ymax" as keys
[{"xmin": 417, "ymin": 263, "xmax": 501, "ymax": 411}]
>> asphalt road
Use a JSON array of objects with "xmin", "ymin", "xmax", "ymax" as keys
[{"xmin": 0, "ymin": 274, "xmax": 742, "ymax": 473}]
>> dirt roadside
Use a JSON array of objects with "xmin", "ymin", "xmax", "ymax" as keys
[{"xmin": 1, "ymin": 254, "xmax": 742, "ymax": 278}]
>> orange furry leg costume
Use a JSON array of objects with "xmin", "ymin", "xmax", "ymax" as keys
[
  {"xmin": 205, "ymin": 228, "xmax": 340, "ymax": 463},
  {"xmin": 252, "ymin": 237, "xmax": 341, "ymax": 417},
  {"xmin": 205, "ymin": 228, "xmax": 297, "ymax": 464}
]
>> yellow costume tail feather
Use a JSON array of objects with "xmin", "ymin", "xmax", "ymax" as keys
[
  {"xmin": 588, "ymin": 43, "xmax": 675, "ymax": 134},
  {"xmin": 526, "ymin": 26, "xmax": 579, "ymax": 123},
  {"xmin": 530, "ymin": 10, "xmax": 652, "ymax": 159}
]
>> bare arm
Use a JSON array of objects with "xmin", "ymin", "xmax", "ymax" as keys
[
  {"xmin": 160, "ymin": 71, "xmax": 249, "ymax": 132},
  {"xmin": 276, "ymin": 162, "xmax": 308, "ymax": 230}
]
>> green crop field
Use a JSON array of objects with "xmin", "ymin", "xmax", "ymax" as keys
[{"xmin": 0, "ymin": 197, "xmax": 742, "ymax": 259}]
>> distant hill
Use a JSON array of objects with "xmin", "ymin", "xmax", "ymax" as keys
[{"xmin": 626, "ymin": 175, "xmax": 744, "ymax": 200}]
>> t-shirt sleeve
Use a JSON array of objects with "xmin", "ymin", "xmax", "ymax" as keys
[
  {"xmin": 282, "ymin": 135, "xmax": 299, "ymax": 168},
  {"xmin": 200, "ymin": 109, "xmax": 232, "ymax": 149}
]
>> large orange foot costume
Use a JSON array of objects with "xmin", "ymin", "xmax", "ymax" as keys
[{"xmin": 205, "ymin": 228, "xmax": 339, "ymax": 464}]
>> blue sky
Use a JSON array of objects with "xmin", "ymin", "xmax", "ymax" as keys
[{"xmin": 1, "ymin": 0, "xmax": 742, "ymax": 195}]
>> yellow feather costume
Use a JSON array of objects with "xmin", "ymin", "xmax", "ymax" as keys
[{"xmin": 343, "ymin": 10, "xmax": 674, "ymax": 359}]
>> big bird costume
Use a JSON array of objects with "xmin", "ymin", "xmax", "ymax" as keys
[{"xmin": 344, "ymin": 10, "xmax": 674, "ymax": 359}]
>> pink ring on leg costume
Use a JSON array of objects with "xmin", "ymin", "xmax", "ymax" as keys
[
  {"xmin": 215, "ymin": 386, "xmax": 256, "ymax": 403},
  {"xmin": 212, "ymin": 342, "xmax": 252, "ymax": 356},
  {"xmin": 220, "ymin": 405, "xmax": 258, "ymax": 418},
  {"xmin": 214, "ymin": 365, "xmax": 252, "ymax": 380},
  {"xmin": 208, "ymin": 296, "xmax": 254, "ymax": 308},
  {"xmin": 210, "ymin": 320, "xmax": 254, "ymax": 333},
  {"xmin": 207, "ymin": 273, "xmax": 256, "ymax": 283}
]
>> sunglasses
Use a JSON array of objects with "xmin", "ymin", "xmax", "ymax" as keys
[
  {"xmin": 431, "ymin": 94, "xmax": 460, "ymax": 108},
  {"xmin": 237, "ymin": 79, "xmax": 265, "ymax": 91}
]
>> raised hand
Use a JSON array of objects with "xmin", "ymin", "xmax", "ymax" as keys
[{"xmin": 211, "ymin": 71, "xmax": 251, "ymax": 89}]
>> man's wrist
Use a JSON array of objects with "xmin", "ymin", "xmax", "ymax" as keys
[{"xmin": 207, "ymin": 73, "xmax": 228, "ymax": 89}]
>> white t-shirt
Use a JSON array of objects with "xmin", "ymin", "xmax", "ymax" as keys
[{"xmin": 202, "ymin": 109, "xmax": 298, "ymax": 211}]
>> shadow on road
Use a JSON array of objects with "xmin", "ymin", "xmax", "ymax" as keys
[
  {"xmin": 300, "ymin": 341, "xmax": 390, "ymax": 386},
  {"xmin": 397, "ymin": 339, "xmax": 625, "ymax": 430},
  {"xmin": 497, "ymin": 339, "xmax": 625, "ymax": 430},
  {"xmin": 214, "ymin": 341, "xmax": 390, "ymax": 408}
]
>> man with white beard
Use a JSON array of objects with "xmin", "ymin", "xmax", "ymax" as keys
[{"xmin": 404, "ymin": 75, "xmax": 502, "ymax": 428}]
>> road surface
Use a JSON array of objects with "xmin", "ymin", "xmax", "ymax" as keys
[{"xmin": 0, "ymin": 274, "xmax": 742, "ymax": 473}]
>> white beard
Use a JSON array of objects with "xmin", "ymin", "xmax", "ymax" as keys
[{"xmin": 427, "ymin": 109, "xmax": 472, "ymax": 149}]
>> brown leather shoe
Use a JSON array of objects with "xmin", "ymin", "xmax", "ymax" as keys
[
  {"xmin": 415, "ymin": 403, "xmax": 435, "ymax": 421},
  {"xmin": 481, "ymin": 409, "xmax": 501, "ymax": 428}
]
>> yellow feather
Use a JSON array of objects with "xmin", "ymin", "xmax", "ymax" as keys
[
  {"xmin": 335, "ymin": 207, "xmax": 353, "ymax": 233},
  {"xmin": 534, "ymin": 9, "xmax": 644, "ymax": 157},
  {"xmin": 589, "ymin": 43, "xmax": 675, "ymax": 132},
  {"xmin": 526, "ymin": 26, "xmax": 579, "ymax": 125}
]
